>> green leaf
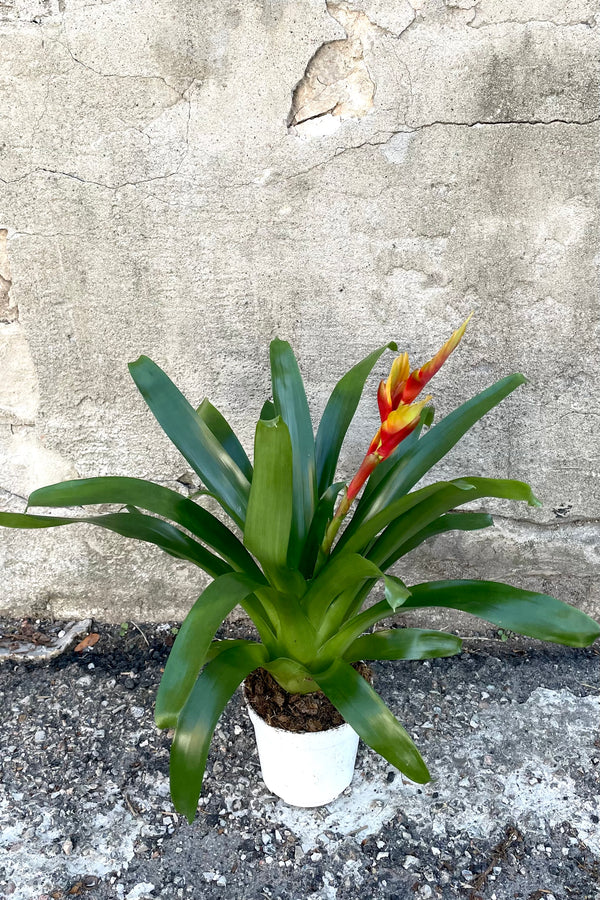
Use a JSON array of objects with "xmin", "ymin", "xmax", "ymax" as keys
[
  {"xmin": 299, "ymin": 482, "xmax": 345, "ymax": 579},
  {"xmin": 205, "ymin": 639, "xmax": 260, "ymax": 662},
  {"xmin": 244, "ymin": 416, "xmax": 294, "ymax": 588},
  {"xmin": 315, "ymin": 342, "xmax": 397, "ymax": 497},
  {"xmin": 338, "ymin": 480, "xmax": 477, "ymax": 557},
  {"xmin": 260, "ymin": 399, "xmax": 276, "ymax": 421},
  {"xmin": 263, "ymin": 657, "xmax": 318, "ymax": 694},
  {"xmin": 29, "ymin": 476, "xmax": 263, "ymax": 579},
  {"xmin": 155, "ymin": 573, "xmax": 264, "ymax": 728},
  {"xmin": 373, "ymin": 511, "xmax": 493, "ymax": 567},
  {"xmin": 317, "ymin": 583, "xmax": 374, "ymax": 643},
  {"xmin": 128, "ymin": 356, "xmax": 250, "ymax": 526},
  {"xmin": 0, "ymin": 510, "xmax": 230, "ymax": 578},
  {"xmin": 383, "ymin": 575, "xmax": 411, "ymax": 610},
  {"xmin": 321, "ymin": 598, "xmax": 394, "ymax": 661},
  {"xmin": 303, "ymin": 552, "xmax": 381, "ymax": 624},
  {"xmin": 347, "ymin": 374, "xmax": 526, "ymax": 537},
  {"xmin": 313, "ymin": 659, "xmax": 430, "ymax": 783},
  {"xmin": 368, "ymin": 477, "xmax": 537, "ymax": 569},
  {"xmin": 270, "ymin": 339, "xmax": 317, "ymax": 567},
  {"xmin": 169, "ymin": 641, "xmax": 268, "ymax": 822},
  {"xmin": 196, "ymin": 398, "xmax": 253, "ymax": 481},
  {"xmin": 402, "ymin": 580, "xmax": 600, "ymax": 648},
  {"xmin": 343, "ymin": 628, "xmax": 462, "ymax": 662}
]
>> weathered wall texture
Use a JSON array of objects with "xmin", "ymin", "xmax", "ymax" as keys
[{"xmin": 0, "ymin": 0, "xmax": 599, "ymax": 625}]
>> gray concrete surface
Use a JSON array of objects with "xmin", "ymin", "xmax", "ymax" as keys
[
  {"xmin": 0, "ymin": 0, "xmax": 599, "ymax": 621},
  {"xmin": 0, "ymin": 619, "xmax": 599, "ymax": 899}
]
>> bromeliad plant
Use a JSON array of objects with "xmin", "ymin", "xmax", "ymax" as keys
[{"xmin": 1, "ymin": 319, "xmax": 598, "ymax": 822}]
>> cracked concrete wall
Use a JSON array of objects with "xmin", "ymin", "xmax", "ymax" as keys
[{"xmin": 0, "ymin": 0, "xmax": 599, "ymax": 624}]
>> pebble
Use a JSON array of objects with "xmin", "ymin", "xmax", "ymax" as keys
[
  {"xmin": 403, "ymin": 855, "xmax": 420, "ymax": 869},
  {"xmin": 125, "ymin": 884, "xmax": 155, "ymax": 900},
  {"xmin": 34, "ymin": 729, "xmax": 46, "ymax": 744},
  {"xmin": 131, "ymin": 707, "xmax": 144, "ymax": 719}
]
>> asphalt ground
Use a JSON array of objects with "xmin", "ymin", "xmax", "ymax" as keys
[{"xmin": 0, "ymin": 618, "xmax": 598, "ymax": 900}]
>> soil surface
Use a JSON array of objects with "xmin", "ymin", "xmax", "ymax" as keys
[
  {"xmin": 0, "ymin": 617, "xmax": 598, "ymax": 900},
  {"xmin": 245, "ymin": 663, "xmax": 372, "ymax": 732}
]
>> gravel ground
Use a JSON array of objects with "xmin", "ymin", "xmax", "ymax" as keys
[{"xmin": 0, "ymin": 618, "xmax": 598, "ymax": 900}]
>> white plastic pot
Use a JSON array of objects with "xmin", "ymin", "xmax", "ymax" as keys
[{"xmin": 246, "ymin": 702, "xmax": 360, "ymax": 807}]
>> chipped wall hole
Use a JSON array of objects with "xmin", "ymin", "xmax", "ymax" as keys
[{"xmin": 288, "ymin": 2, "xmax": 375, "ymax": 138}]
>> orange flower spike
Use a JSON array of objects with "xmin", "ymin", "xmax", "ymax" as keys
[
  {"xmin": 347, "ymin": 396, "xmax": 431, "ymax": 503},
  {"xmin": 346, "ymin": 453, "xmax": 380, "ymax": 503},
  {"xmin": 377, "ymin": 352, "xmax": 410, "ymax": 421},
  {"xmin": 401, "ymin": 313, "xmax": 472, "ymax": 405},
  {"xmin": 378, "ymin": 395, "xmax": 432, "ymax": 458}
]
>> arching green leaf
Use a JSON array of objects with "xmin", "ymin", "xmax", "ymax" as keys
[
  {"xmin": 270, "ymin": 339, "xmax": 316, "ymax": 567},
  {"xmin": 244, "ymin": 416, "xmax": 293, "ymax": 589},
  {"xmin": 128, "ymin": 356, "xmax": 250, "ymax": 526},
  {"xmin": 343, "ymin": 628, "xmax": 462, "ymax": 662},
  {"xmin": 313, "ymin": 659, "xmax": 430, "ymax": 783},
  {"xmin": 402, "ymin": 580, "xmax": 600, "ymax": 648},
  {"xmin": 28, "ymin": 476, "xmax": 263, "ymax": 579},
  {"xmin": 196, "ymin": 398, "xmax": 253, "ymax": 481},
  {"xmin": 169, "ymin": 642, "xmax": 268, "ymax": 822},
  {"xmin": 0, "ymin": 509, "xmax": 230, "ymax": 578},
  {"xmin": 155, "ymin": 573, "xmax": 265, "ymax": 728}
]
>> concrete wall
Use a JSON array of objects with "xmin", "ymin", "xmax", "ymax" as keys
[{"xmin": 1, "ymin": 0, "xmax": 598, "ymax": 625}]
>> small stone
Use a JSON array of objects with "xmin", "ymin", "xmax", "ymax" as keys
[
  {"xmin": 216, "ymin": 876, "xmax": 226, "ymax": 887},
  {"xmin": 125, "ymin": 884, "xmax": 155, "ymax": 900},
  {"xmin": 403, "ymin": 855, "xmax": 420, "ymax": 869},
  {"xmin": 62, "ymin": 837, "xmax": 74, "ymax": 855},
  {"xmin": 131, "ymin": 707, "xmax": 144, "ymax": 719},
  {"xmin": 34, "ymin": 730, "xmax": 46, "ymax": 744}
]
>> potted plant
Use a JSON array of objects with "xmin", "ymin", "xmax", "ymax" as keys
[{"xmin": 1, "ymin": 318, "xmax": 598, "ymax": 821}]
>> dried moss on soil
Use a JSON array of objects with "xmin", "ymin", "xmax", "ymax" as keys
[
  {"xmin": 244, "ymin": 663, "xmax": 372, "ymax": 732},
  {"xmin": 0, "ymin": 617, "xmax": 598, "ymax": 900}
]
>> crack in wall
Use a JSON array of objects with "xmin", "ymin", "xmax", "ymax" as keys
[
  {"xmin": 287, "ymin": 2, "xmax": 377, "ymax": 137},
  {"xmin": 278, "ymin": 116, "xmax": 599, "ymax": 184},
  {"xmin": 0, "ymin": 230, "xmax": 17, "ymax": 324}
]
